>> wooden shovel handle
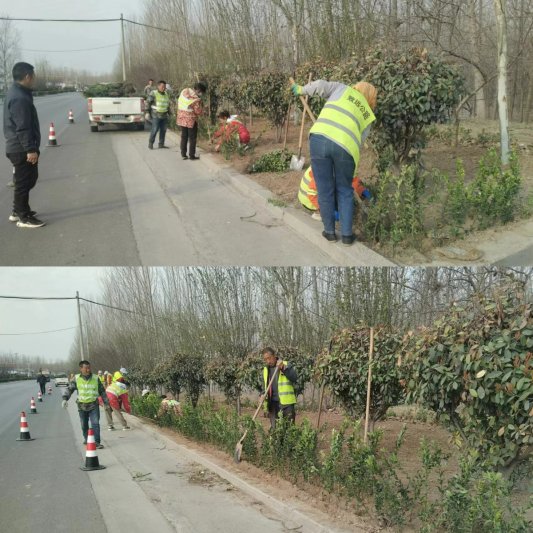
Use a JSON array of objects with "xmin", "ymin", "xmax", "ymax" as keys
[
  {"xmin": 289, "ymin": 77, "xmax": 316, "ymax": 123},
  {"xmin": 251, "ymin": 365, "xmax": 280, "ymax": 423}
]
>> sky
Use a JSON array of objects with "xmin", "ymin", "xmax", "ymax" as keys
[
  {"xmin": 0, "ymin": 268, "xmax": 108, "ymax": 362},
  {"xmin": 0, "ymin": 0, "xmax": 145, "ymax": 74}
]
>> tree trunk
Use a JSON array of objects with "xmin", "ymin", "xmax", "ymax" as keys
[{"xmin": 493, "ymin": 0, "xmax": 510, "ymax": 165}]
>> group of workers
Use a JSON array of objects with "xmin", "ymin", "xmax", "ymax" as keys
[
  {"xmin": 62, "ymin": 360, "xmax": 131, "ymax": 449},
  {"xmin": 57, "ymin": 346, "xmax": 299, "ymax": 448},
  {"xmin": 144, "ymin": 75, "xmax": 377, "ymax": 246},
  {"xmin": 144, "ymin": 78, "xmax": 206, "ymax": 160},
  {"xmin": 144, "ymin": 78, "xmax": 251, "ymax": 158}
]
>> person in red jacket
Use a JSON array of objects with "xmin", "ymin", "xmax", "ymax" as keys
[
  {"xmin": 104, "ymin": 376, "xmax": 131, "ymax": 431},
  {"xmin": 212, "ymin": 110, "xmax": 251, "ymax": 152}
]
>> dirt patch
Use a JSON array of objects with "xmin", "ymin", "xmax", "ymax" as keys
[
  {"xmin": 199, "ymin": 116, "xmax": 533, "ymax": 264},
  {"xmin": 188, "ymin": 467, "xmax": 233, "ymax": 490}
]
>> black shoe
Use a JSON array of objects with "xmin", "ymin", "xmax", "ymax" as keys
[
  {"xmin": 189, "ymin": 155, "xmax": 200, "ymax": 160},
  {"xmin": 182, "ymin": 155, "xmax": 189, "ymax": 160},
  {"xmin": 158, "ymin": 145, "xmax": 169, "ymax": 149},
  {"xmin": 342, "ymin": 235, "xmax": 356, "ymax": 246},
  {"xmin": 82, "ymin": 440, "xmax": 87, "ymax": 445},
  {"xmin": 148, "ymin": 144, "xmax": 154, "ymax": 150},
  {"xmin": 96, "ymin": 443, "xmax": 104, "ymax": 449},
  {"xmin": 9, "ymin": 210, "xmax": 36, "ymax": 223},
  {"xmin": 322, "ymin": 231, "xmax": 337, "ymax": 242},
  {"xmin": 16, "ymin": 216, "xmax": 45, "ymax": 228}
]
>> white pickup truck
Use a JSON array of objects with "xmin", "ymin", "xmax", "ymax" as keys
[{"xmin": 87, "ymin": 97, "xmax": 146, "ymax": 132}]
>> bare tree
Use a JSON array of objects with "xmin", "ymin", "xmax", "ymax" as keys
[{"xmin": 0, "ymin": 16, "xmax": 19, "ymax": 93}]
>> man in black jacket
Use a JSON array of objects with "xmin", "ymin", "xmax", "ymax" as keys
[{"xmin": 3, "ymin": 62, "xmax": 44, "ymax": 228}]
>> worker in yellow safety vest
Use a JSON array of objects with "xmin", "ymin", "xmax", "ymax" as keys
[
  {"xmin": 262, "ymin": 347, "xmax": 298, "ymax": 430},
  {"xmin": 299, "ymin": 166, "xmax": 371, "ymax": 222},
  {"xmin": 62, "ymin": 360, "xmax": 109, "ymax": 448},
  {"xmin": 291, "ymin": 79, "xmax": 377, "ymax": 246},
  {"xmin": 177, "ymin": 82, "xmax": 206, "ymax": 160},
  {"xmin": 147, "ymin": 80, "xmax": 171, "ymax": 150}
]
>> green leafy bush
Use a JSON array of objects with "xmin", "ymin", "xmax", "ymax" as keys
[
  {"xmin": 250, "ymin": 149, "xmax": 292, "ymax": 173},
  {"xmin": 317, "ymin": 327, "xmax": 406, "ymax": 427},
  {"xmin": 404, "ymin": 280, "xmax": 533, "ymax": 469},
  {"xmin": 364, "ymin": 165, "xmax": 425, "ymax": 246},
  {"xmin": 83, "ymin": 82, "xmax": 137, "ymax": 98}
]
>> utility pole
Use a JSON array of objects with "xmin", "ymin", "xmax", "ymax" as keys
[
  {"xmin": 120, "ymin": 13, "xmax": 126, "ymax": 82},
  {"xmin": 76, "ymin": 291, "xmax": 85, "ymax": 360}
]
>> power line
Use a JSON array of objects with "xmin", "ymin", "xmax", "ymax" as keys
[
  {"xmin": 21, "ymin": 43, "xmax": 120, "ymax": 53},
  {"xmin": 0, "ymin": 16, "xmax": 176, "ymax": 33},
  {"xmin": 0, "ymin": 326, "xmax": 77, "ymax": 336},
  {"xmin": 0, "ymin": 17, "xmax": 120, "ymax": 23}
]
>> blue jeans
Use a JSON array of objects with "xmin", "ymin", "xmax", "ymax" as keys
[
  {"xmin": 149, "ymin": 116, "xmax": 168, "ymax": 146},
  {"xmin": 78, "ymin": 407, "xmax": 100, "ymax": 444},
  {"xmin": 309, "ymin": 134, "xmax": 356, "ymax": 237}
]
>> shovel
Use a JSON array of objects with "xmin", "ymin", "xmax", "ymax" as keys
[
  {"xmin": 290, "ymin": 74, "xmax": 313, "ymax": 171},
  {"xmin": 234, "ymin": 365, "xmax": 280, "ymax": 463}
]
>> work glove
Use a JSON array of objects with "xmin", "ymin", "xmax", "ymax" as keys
[
  {"xmin": 62, "ymin": 399, "xmax": 68, "ymax": 409},
  {"xmin": 291, "ymin": 84, "xmax": 303, "ymax": 96}
]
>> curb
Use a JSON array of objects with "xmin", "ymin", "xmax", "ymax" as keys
[
  {"xmin": 166, "ymin": 130, "xmax": 395, "ymax": 267},
  {"xmin": 129, "ymin": 414, "xmax": 364, "ymax": 533}
]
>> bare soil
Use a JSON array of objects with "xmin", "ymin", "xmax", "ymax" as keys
[{"xmin": 198, "ymin": 116, "xmax": 533, "ymax": 264}]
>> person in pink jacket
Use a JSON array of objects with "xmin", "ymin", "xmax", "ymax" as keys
[{"xmin": 104, "ymin": 376, "xmax": 131, "ymax": 431}]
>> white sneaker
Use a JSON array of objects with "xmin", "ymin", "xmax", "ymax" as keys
[
  {"xmin": 122, "ymin": 426, "xmax": 131, "ymax": 431},
  {"xmin": 107, "ymin": 425, "xmax": 115, "ymax": 431},
  {"xmin": 311, "ymin": 212, "xmax": 322, "ymax": 221}
]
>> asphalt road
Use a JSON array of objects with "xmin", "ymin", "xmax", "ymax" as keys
[
  {"xmin": 0, "ymin": 92, "xmax": 335, "ymax": 266},
  {"xmin": 0, "ymin": 380, "xmax": 106, "ymax": 533}
]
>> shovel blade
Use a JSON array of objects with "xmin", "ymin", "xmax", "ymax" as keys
[{"xmin": 290, "ymin": 154, "xmax": 305, "ymax": 171}]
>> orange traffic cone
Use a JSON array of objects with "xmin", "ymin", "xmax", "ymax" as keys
[
  {"xmin": 30, "ymin": 397, "xmax": 37, "ymax": 414},
  {"xmin": 16, "ymin": 411, "xmax": 34, "ymax": 441},
  {"xmin": 37, "ymin": 391, "xmax": 43, "ymax": 402},
  {"xmin": 48, "ymin": 123, "xmax": 58, "ymax": 146},
  {"xmin": 80, "ymin": 428, "xmax": 105, "ymax": 471},
  {"xmin": 68, "ymin": 110, "xmax": 74, "ymax": 123}
]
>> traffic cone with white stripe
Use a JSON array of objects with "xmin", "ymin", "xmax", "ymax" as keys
[
  {"xmin": 47, "ymin": 385, "xmax": 52, "ymax": 395},
  {"xmin": 80, "ymin": 428, "xmax": 105, "ymax": 471},
  {"xmin": 37, "ymin": 391, "xmax": 43, "ymax": 402},
  {"xmin": 30, "ymin": 397, "xmax": 37, "ymax": 414},
  {"xmin": 48, "ymin": 123, "xmax": 58, "ymax": 146},
  {"xmin": 16, "ymin": 411, "xmax": 34, "ymax": 441},
  {"xmin": 68, "ymin": 110, "xmax": 74, "ymax": 123}
]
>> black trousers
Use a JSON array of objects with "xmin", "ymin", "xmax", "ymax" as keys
[
  {"xmin": 39, "ymin": 382, "xmax": 45, "ymax": 395},
  {"xmin": 7, "ymin": 152, "xmax": 39, "ymax": 218},
  {"xmin": 180, "ymin": 124, "xmax": 198, "ymax": 157},
  {"xmin": 268, "ymin": 401, "xmax": 296, "ymax": 430}
]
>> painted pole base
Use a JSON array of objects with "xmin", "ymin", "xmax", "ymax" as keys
[
  {"xmin": 80, "ymin": 465, "xmax": 106, "ymax": 471},
  {"xmin": 16, "ymin": 437, "xmax": 35, "ymax": 441}
]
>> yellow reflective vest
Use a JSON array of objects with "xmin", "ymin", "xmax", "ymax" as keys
[
  {"xmin": 75, "ymin": 374, "xmax": 99, "ymax": 404},
  {"xmin": 151, "ymin": 90, "xmax": 170, "ymax": 114},
  {"xmin": 298, "ymin": 167, "xmax": 316, "ymax": 211},
  {"xmin": 178, "ymin": 90, "xmax": 199, "ymax": 113},
  {"xmin": 310, "ymin": 87, "xmax": 375, "ymax": 165},
  {"xmin": 107, "ymin": 381, "xmax": 128, "ymax": 398},
  {"xmin": 263, "ymin": 361, "xmax": 297, "ymax": 409}
]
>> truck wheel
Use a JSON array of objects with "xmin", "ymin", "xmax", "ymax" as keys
[
  {"xmin": 136, "ymin": 123, "xmax": 145, "ymax": 131},
  {"xmin": 90, "ymin": 125, "xmax": 98, "ymax": 132}
]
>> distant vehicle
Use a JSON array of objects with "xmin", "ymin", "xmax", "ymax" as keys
[
  {"xmin": 87, "ymin": 97, "xmax": 146, "ymax": 132},
  {"xmin": 54, "ymin": 373, "xmax": 69, "ymax": 387}
]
